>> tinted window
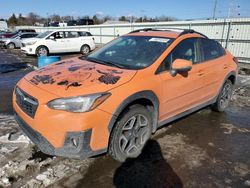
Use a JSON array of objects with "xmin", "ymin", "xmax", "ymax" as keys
[
  {"xmin": 31, "ymin": 33, "xmax": 38, "ymax": 37},
  {"xmin": 158, "ymin": 38, "xmax": 199, "ymax": 72},
  {"xmin": 200, "ymin": 38, "xmax": 225, "ymax": 61},
  {"xmin": 20, "ymin": 34, "xmax": 30, "ymax": 38},
  {"xmin": 79, "ymin": 32, "xmax": 92, "ymax": 36},
  {"xmin": 65, "ymin": 31, "xmax": 80, "ymax": 38}
]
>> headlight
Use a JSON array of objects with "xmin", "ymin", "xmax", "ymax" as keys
[
  {"xmin": 26, "ymin": 41, "xmax": 36, "ymax": 46},
  {"xmin": 47, "ymin": 93, "xmax": 111, "ymax": 112}
]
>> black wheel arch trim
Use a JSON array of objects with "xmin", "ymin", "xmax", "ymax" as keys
[
  {"xmin": 108, "ymin": 90, "xmax": 159, "ymax": 133},
  {"xmin": 36, "ymin": 45, "xmax": 49, "ymax": 54},
  {"xmin": 213, "ymin": 71, "xmax": 236, "ymax": 104},
  {"xmin": 225, "ymin": 71, "xmax": 237, "ymax": 84}
]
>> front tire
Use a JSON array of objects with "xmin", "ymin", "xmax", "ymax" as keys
[
  {"xmin": 211, "ymin": 80, "xmax": 233, "ymax": 112},
  {"xmin": 36, "ymin": 46, "xmax": 49, "ymax": 56},
  {"xmin": 109, "ymin": 105, "xmax": 152, "ymax": 162},
  {"xmin": 7, "ymin": 42, "xmax": 15, "ymax": 49}
]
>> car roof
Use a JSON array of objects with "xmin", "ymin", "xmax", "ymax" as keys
[
  {"xmin": 126, "ymin": 28, "xmax": 208, "ymax": 39},
  {"xmin": 52, "ymin": 30, "xmax": 89, "ymax": 32},
  {"xmin": 127, "ymin": 31, "xmax": 180, "ymax": 38},
  {"xmin": 20, "ymin": 32, "xmax": 37, "ymax": 35}
]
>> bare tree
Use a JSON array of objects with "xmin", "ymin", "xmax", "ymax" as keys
[
  {"xmin": 27, "ymin": 12, "xmax": 40, "ymax": 25},
  {"xmin": 49, "ymin": 14, "xmax": 61, "ymax": 22}
]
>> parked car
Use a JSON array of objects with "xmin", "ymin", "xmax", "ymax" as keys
[
  {"xmin": 66, "ymin": 19, "xmax": 94, "ymax": 26},
  {"xmin": 21, "ymin": 30, "xmax": 95, "ymax": 56},
  {"xmin": 0, "ymin": 32, "xmax": 38, "ymax": 49},
  {"xmin": 13, "ymin": 28, "xmax": 237, "ymax": 162},
  {"xmin": 0, "ymin": 29, "xmax": 36, "ymax": 39},
  {"xmin": 67, "ymin": 20, "xmax": 77, "ymax": 26}
]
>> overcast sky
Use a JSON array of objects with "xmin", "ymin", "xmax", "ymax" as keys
[{"xmin": 1, "ymin": 0, "xmax": 250, "ymax": 19}]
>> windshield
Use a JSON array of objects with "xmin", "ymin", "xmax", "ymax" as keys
[
  {"xmin": 11, "ymin": 33, "xmax": 20, "ymax": 39},
  {"xmin": 36, "ymin": 31, "xmax": 53, "ymax": 38},
  {"xmin": 86, "ymin": 36, "xmax": 173, "ymax": 70}
]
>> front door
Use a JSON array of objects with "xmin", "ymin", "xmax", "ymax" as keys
[
  {"xmin": 45, "ymin": 31, "xmax": 69, "ymax": 53},
  {"xmin": 157, "ymin": 38, "xmax": 206, "ymax": 121}
]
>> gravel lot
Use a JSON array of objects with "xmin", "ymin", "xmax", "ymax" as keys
[{"xmin": 0, "ymin": 49, "xmax": 249, "ymax": 188}]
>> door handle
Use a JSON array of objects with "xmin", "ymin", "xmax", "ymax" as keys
[{"xmin": 197, "ymin": 70, "xmax": 204, "ymax": 76}]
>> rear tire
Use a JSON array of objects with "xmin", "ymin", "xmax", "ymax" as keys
[
  {"xmin": 80, "ymin": 45, "xmax": 90, "ymax": 55},
  {"xmin": 36, "ymin": 46, "xmax": 49, "ymax": 56},
  {"xmin": 7, "ymin": 42, "xmax": 15, "ymax": 49},
  {"xmin": 109, "ymin": 105, "xmax": 152, "ymax": 162},
  {"xmin": 211, "ymin": 80, "xmax": 233, "ymax": 112}
]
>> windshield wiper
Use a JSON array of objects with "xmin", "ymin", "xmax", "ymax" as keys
[{"xmin": 85, "ymin": 57, "xmax": 126, "ymax": 69}]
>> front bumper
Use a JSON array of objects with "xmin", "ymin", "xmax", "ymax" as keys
[
  {"xmin": 15, "ymin": 113, "xmax": 106, "ymax": 159},
  {"xmin": 21, "ymin": 46, "xmax": 35, "ymax": 55}
]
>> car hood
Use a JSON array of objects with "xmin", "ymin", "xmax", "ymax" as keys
[
  {"xmin": 22, "ymin": 37, "xmax": 40, "ymax": 44},
  {"xmin": 24, "ymin": 57, "xmax": 137, "ymax": 97},
  {"xmin": 0, "ymin": 38, "xmax": 9, "ymax": 42}
]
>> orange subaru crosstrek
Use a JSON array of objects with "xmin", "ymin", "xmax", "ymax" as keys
[{"xmin": 13, "ymin": 28, "xmax": 237, "ymax": 162}]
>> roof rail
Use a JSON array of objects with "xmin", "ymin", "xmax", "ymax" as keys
[
  {"xmin": 129, "ymin": 28, "xmax": 208, "ymax": 38},
  {"xmin": 129, "ymin": 28, "xmax": 154, "ymax": 33}
]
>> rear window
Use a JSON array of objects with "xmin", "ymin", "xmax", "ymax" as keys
[
  {"xmin": 79, "ymin": 32, "xmax": 92, "ymax": 36},
  {"xmin": 86, "ymin": 32, "xmax": 92, "ymax": 36},
  {"xmin": 200, "ymin": 38, "xmax": 225, "ymax": 61}
]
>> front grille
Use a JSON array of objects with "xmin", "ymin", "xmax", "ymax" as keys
[{"xmin": 15, "ymin": 87, "xmax": 38, "ymax": 118}]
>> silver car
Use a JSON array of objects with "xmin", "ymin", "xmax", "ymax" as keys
[{"xmin": 0, "ymin": 33, "xmax": 38, "ymax": 49}]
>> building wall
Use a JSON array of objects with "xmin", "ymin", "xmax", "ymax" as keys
[
  {"xmin": 16, "ymin": 18, "xmax": 250, "ymax": 64},
  {"xmin": 0, "ymin": 21, "xmax": 8, "ymax": 31}
]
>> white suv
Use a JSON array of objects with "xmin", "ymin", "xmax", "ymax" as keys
[{"xmin": 21, "ymin": 30, "xmax": 95, "ymax": 56}]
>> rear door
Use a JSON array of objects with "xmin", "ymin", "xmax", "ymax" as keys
[
  {"xmin": 157, "ymin": 38, "xmax": 206, "ymax": 121},
  {"xmin": 64, "ymin": 31, "xmax": 82, "ymax": 52},
  {"xmin": 198, "ymin": 38, "xmax": 226, "ymax": 101},
  {"xmin": 79, "ymin": 32, "xmax": 95, "ymax": 50}
]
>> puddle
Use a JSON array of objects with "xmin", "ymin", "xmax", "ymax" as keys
[{"xmin": 0, "ymin": 63, "xmax": 30, "ymax": 73}]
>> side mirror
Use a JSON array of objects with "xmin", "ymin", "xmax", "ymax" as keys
[{"xmin": 170, "ymin": 59, "xmax": 192, "ymax": 77}]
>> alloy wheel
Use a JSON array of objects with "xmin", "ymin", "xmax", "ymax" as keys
[
  {"xmin": 118, "ymin": 114, "xmax": 150, "ymax": 157},
  {"xmin": 38, "ymin": 47, "xmax": 48, "ymax": 56},
  {"xmin": 219, "ymin": 82, "xmax": 232, "ymax": 109}
]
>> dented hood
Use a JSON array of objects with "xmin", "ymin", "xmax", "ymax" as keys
[{"xmin": 24, "ymin": 57, "xmax": 137, "ymax": 97}]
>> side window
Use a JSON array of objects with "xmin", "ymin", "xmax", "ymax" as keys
[
  {"xmin": 65, "ymin": 31, "xmax": 80, "ymax": 38},
  {"xmin": 79, "ymin": 32, "xmax": 92, "ymax": 36},
  {"xmin": 200, "ymin": 38, "xmax": 225, "ymax": 61},
  {"xmin": 158, "ymin": 38, "xmax": 199, "ymax": 73},
  {"xmin": 52, "ymin": 32, "xmax": 64, "ymax": 39},
  {"xmin": 20, "ymin": 34, "xmax": 29, "ymax": 39}
]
